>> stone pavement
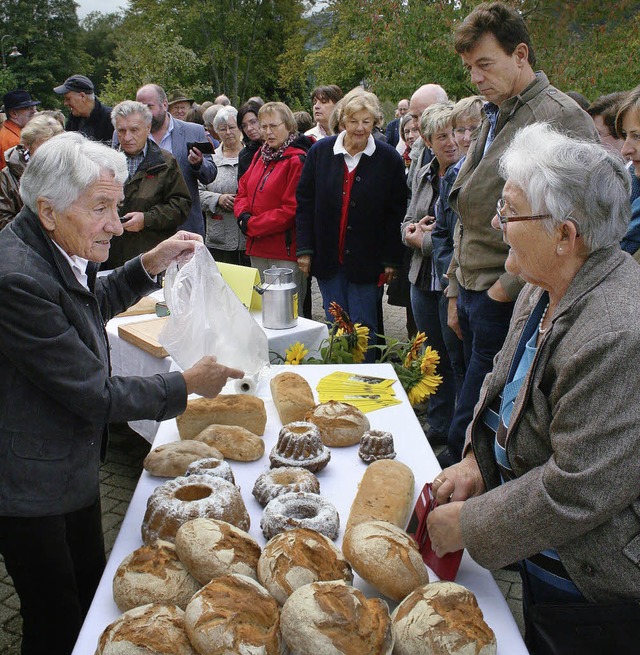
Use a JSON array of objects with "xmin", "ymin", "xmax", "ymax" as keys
[{"xmin": 0, "ymin": 280, "xmax": 525, "ymax": 653}]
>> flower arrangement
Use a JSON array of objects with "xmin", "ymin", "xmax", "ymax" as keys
[{"xmin": 276, "ymin": 302, "xmax": 442, "ymax": 406}]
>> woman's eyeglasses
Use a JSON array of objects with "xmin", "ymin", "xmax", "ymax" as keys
[{"xmin": 495, "ymin": 198, "xmax": 551, "ymax": 225}]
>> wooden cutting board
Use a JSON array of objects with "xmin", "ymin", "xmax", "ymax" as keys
[
  {"xmin": 115, "ymin": 296, "xmax": 157, "ymax": 318},
  {"xmin": 118, "ymin": 317, "xmax": 169, "ymax": 358}
]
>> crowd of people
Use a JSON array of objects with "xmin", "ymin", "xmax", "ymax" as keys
[{"xmin": 1, "ymin": 1, "xmax": 640, "ymax": 654}]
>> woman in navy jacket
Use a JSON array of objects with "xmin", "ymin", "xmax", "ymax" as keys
[{"xmin": 296, "ymin": 91, "xmax": 407, "ymax": 361}]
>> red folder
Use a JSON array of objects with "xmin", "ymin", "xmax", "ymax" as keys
[{"xmin": 406, "ymin": 481, "xmax": 463, "ymax": 581}]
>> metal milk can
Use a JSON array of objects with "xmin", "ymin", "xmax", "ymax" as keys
[{"xmin": 256, "ymin": 267, "xmax": 298, "ymax": 329}]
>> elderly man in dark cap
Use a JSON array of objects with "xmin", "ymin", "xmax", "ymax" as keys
[
  {"xmin": 0, "ymin": 90, "xmax": 40, "ymax": 170},
  {"xmin": 167, "ymin": 90, "xmax": 194, "ymax": 121},
  {"xmin": 53, "ymin": 74, "xmax": 113, "ymax": 144}
]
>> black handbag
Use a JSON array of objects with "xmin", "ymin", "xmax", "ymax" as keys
[{"xmin": 528, "ymin": 601, "xmax": 640, "ymax": 655}]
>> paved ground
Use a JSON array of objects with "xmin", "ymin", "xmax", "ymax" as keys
[{"xmin": 0, "ymin": 280, "xmax": 525, "ymax": 653}]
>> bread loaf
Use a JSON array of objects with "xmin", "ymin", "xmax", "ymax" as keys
[
  {"xmin": 346, "ymin": 459, "xmax": 414, "ymax": 530},
  {"xmin": 143, "ymin": 440, "xmax": 223, "ymax": 478},
  {"xmin": 392, "ymin": 582, "xmax": 497, "ymax": 655},
  {"xmin": 113, "ymin": 540, "xmax": 200, "ymax": 612},
  {"xmin": 193, "ymin": 424, "xmax": 264, "ymax": 461},
  {"xmin": 305, "ymin": 401, "xmax": 370, "ymax": 447},
  {"xmin": 270, "ymin": 371, "xmax": 315, "ymax": 425},
  {"xmin": 96, "ymin": 603, "xmax": 197, "ymax": 655},
  {"xmin": 184, "ymin": 574, "xmax": 282, "ymax": 655},
  {"xmin": 177, "ymin": 394, "xmax": 266, "ymax": 438},
  {"xmin": 280, "ymin": 581, "xmax": 394, "ymax": 655},
  {"xmin": 257, "ymin": 528, "xmax": 353, "ymax": 605},
  {"xmin": 342, "ymin": 520, "xmax": 429, "ymax": 602},
  {"xmin": 175, "ymin": 518, "xmax": 261, "ymax": 585}
]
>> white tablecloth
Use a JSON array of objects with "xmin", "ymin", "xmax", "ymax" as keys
[
  {"xmin": 106, "ymin": 310, "xmax": 328, "ymax": 441},
  {"xmin": 73, "ymin": 364, "xmax": 527, "ymax": 655}
]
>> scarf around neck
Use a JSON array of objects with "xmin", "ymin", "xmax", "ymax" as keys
[{"xmin": 260, "ymin": 131, "xmax": 297, "ymax": 164}]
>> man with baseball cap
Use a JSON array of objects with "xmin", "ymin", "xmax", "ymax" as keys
[
  {"xmin": 0, "ymin": 90, "xmax": 40, "ymax": 170},
  {"xmin": 53, "ymin": 74, "xmax": 113, "ymax": 144}
]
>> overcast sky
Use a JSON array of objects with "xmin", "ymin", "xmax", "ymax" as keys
[{"xmin": 76, "ymin": 0, "xmax": 128, "ymax": 20}]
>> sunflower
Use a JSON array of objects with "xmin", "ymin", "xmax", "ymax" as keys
[
  {"xmin": 420, "ymin": 345, "xmax": 440, "ymax": 376},
  {"xmin": 336, "ymin": 323, "xmax": 370, "ymax": 362},
  {"xmin": 404, "ymin": 332, "xmax": 427, "ymax": 367},
  {"xmin": 284, "ymin": 341, "xmax": 308, "ymax": 365},
  {"xmin": 407, "ymin": 371, "xmax": 443, "ymax": 406},
  {"xmin": 328, "ymin": 302, "xmax": 352, "ymax": 331}
]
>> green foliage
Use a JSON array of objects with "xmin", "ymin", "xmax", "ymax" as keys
[
  {"xmin": 78, "ymin": 11, "xmax": 124, "ymax": 95},
  {"xmin": 0, "ymin": 0, "xmax": 89, "ymax": 108}
]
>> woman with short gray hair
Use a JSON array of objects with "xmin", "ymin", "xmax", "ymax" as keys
[
  {"xmin": 428, "ymin": 123, "xmax": 640, "ymax": 653},
  {"xmin": 0, "ymin": 113, "xmax": 64, "ymax": 227},
  {"xmin": 199, "ymin": 105, "xmax": 248, "ymax": 265},
  {"xmin": 0, "ymin": 131, "xmax": 243, "ymax": 655}
]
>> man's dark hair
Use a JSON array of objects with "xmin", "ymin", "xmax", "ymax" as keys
[
  {"xmin": 588, "ymin": 92, "xmax": 628, "ymax": 137},
  {"xmin": 311, "ymin": 84, "xmax": 343, "ymax": 105},
  {"xmin": 454, "ymin": 2, "xmax": 536, "ymax": 68},
  {"xmin": 566, "ymin": 91, "xmax": 591, "ymax": 111}
]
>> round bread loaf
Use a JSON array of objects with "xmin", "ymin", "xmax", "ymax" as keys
[
  {"xmin": 175, "ymin": 518, "xmax": 261, "ymax": 585},
  {"xmin": 392, "ymin": 582, "xmax": 497, "ymax": 655},
  {"xmin": 113, "ymin": 540, "xmax": 200, "ymax": 612},
  {"xmin": 184, "ymin": 573, "xmax": 282, "ymax": 655},
  {"xmin": 305, "ymin": 401, "xmax": 370, "ymax": 447},
  {"xmin": 252, "ymin": 467, "xmax": 320, "ymax": 507},
  {"xmin": 261, "ymin": 492, "xmax": 339, "ymax": 541},
  {"xmin": 143, "ymin": 441, "xmax": 223, "ymax": 478},
  {"xmin": 257, "ymin": 528, "xmax": 353, "ymax": 605},
  {"xmin": 96, "ymin": 603, "xmax": 197, "ymax": 655},
  {"xmin": 184, "ymin": 457, "xmax": 235, "ymax": 484},
  {"xmin": 342, "ymin": 520, "xmax": 429, "ymax": 602},
  {"xmin": 280, "ymin": 581, "xmax": 394, "ymax": 655},
  {"xmin": 141, "ymin": 475, "xmax": 250, "ymax": 545}
]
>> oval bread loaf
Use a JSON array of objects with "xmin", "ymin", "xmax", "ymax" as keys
[
  {"xmin": 280, "ymin": 580, "xmax": 394, "ymax": 655},
  {"xmin": 305, "ymin": 401, "xmax": 370, "ymax": 447},
  {"xmin": 96, "ymin": 603, "xmax": 197, "ymax": 655},
  {"xmin": 185, "ymin": 574, "xmax": 282, "ymax": 655},
  {"xmin": 270, "ymin": 371, "xmax": 316, "ymax": 425},
  {"xmin": 346, "ymin": 459, "xmax": 414, "ymax": 530},
  {"xmin": 143, "ymin": 440, "xmax": 223, "ymax": 478},
  {"xmin": 342, "ymin": 520, "xmax": 429, "ymax": 602},
  {"xmin": 177, "ymin": 394, "xmax": 267, "ymax": 438},
  {"xmin": 193, "ymin": 424, "xmax": 264, "ymax": 461},
  {"xmin": 112, "ymin": 540, "xmax": 200, "ymax": 612},
  {"xmin": 175, "ymin": 518, "xmax": 261, "ymax": 585},
  {"xmin": 392, "ymin": 582, "xmax": 497, "ymax": 655}
]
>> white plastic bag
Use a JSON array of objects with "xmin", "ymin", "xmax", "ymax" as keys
[{"xmin": 158, "ymin": 245, "xmax": 269, "ymax": 380}]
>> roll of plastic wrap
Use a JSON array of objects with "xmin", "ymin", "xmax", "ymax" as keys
[{"xmin": 234, "ymin": 375, "xmax": 258, "ymax": 395}]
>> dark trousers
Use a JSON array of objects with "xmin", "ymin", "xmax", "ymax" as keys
[
  {"xmin": 208, "ymin": 246, "xmax": 251, "ymax": 267},
  {"xmin": 446, "ymin": 287, "xmax": 514, "ymax": 461},
  {"xmin": 410, "ymin": 285, "xmax": 456, "ymax": 437},
  {"xmin": 0, "ymin": 497, "xmax": 106, "ymax": 655}
]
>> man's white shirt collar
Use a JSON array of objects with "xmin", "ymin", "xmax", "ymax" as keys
[{"xmin": 52, "ymin": 241, "xmax": 89, "ymax": 290}]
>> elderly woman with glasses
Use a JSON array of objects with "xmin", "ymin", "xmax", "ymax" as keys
[
  {"xmin": 199, "ymin": 105, "xmax": 249, "ymax": 265},
  {"xmin": 427, "ymin": 123, "xmax": 640, "ymax": 655},
  {"xmin": 0, "ymin": 132, "xmax": 244, "ymax": 655},
  {"xmin": 234, "ymin": 101, "xmax": 313, "ymax": 316}
]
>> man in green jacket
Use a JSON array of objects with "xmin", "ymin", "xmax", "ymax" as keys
[
  {"xmin": 441, "ymin": 1, "xmax": 597, "ymax": 465},
  {"xmin": 105, "ymin": 101, "xmax": 191, "ymax": 269}
]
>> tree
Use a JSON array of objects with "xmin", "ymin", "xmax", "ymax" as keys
[
  {"xmin": 0, "ymin": 0, "xmax": 87, "ymax": 108},
  {"xmin": 78, "ymin": 11, "xmax": 124, "ymax": 95}
]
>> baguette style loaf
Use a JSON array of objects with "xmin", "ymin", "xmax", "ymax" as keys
[
  {"xmin": 177, "ymin": 395, "xmax": 266, "ymax": 439},
  {"xmin": 270, "ymin": 372, "xmax": 315, "ymax": 425},
  {"xmin": 346, "ymin": 459, "xmax": 414, "ymax": 530}
]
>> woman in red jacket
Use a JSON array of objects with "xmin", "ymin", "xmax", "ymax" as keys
[{"xmin": 234, "ymin": 101, "xmax": 313, "ymax": 316}]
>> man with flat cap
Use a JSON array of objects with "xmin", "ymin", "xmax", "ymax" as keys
[
  {"xmin": 0, "ymin": 90, "xmax": 40, "ymax": 170},
  {"xmin": 53, "ymin": 74, "xmax": 113, "ymax": 144}
]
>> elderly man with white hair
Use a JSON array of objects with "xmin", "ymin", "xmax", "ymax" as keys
[
  {"xmin": 105, "ymin": 100, "xmax": 191, "ymax": 269},
  {"xmin": 0, "ymin": 132, "xmax": 243, "ymax": 655}
]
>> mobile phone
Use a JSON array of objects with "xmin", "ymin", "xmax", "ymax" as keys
[
  {"xmin": 186, "ymin": 141, "xmax": 215, "ymax": 155},
  {"xmin": 119, "ymin": 216, "xmax": 129, "ymax": 223}
]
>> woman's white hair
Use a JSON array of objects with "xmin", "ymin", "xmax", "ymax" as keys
[
  {"xmin": 20, "ymin": 132, "xmax": 127, "ymax": 213},
  {"xmin": 499, "ymin": 123, "xmax": 631, "ymax": 253},
  {"xmin": 212, "ymin": 105, "xmax": 238, "ymax": 131}
]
